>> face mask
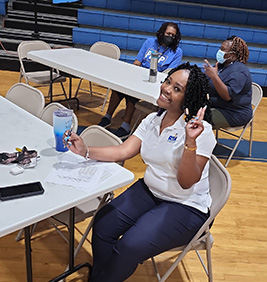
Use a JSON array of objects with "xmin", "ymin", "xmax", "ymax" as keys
[
  {"xmin": 163, "ymin": 35, "xmax": 174, "ymax": 47},
  {"xmin": 216, "ymin": 49, "xmax": 232, "ymax": 64}
]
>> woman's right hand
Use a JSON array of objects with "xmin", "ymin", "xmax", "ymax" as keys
[{"xmin": 63, "ymin": 131, "xmax": 87, "ymax": 158}]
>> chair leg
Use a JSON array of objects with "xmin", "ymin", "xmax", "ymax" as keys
[
  {"xmin": 47, "ymin": 219, "xmax": 69, "ymax": 244},
  {"xmin": 60, "ymin": 81, "xmax": 68, "ymax": 100},
  {"xmin": 101, "ymin": 88, "xmax": 110, "ymax": 112},
  {"xmin": 89, "ymin": 81, "xmax": 93, "ymax": 97},
  {"xmin": 151, "ymin": 257, "xmax": 161, "ymax": 281},
  {"xmin": 249, "ymin": 122, "xmax": 253, "ymax": 157},
  {"xmin": 15, "ymin": 223, "xmax": 38, "ymax": 241},
  {"xmin": 224, "ymin": 127, "xmax": 248, "ymax": 167},
  {"xmin": 19, "ymin": 70, "xmax": 23, "ymax": 82},
  {"xmin": 206, "ymin": 234, "xmax": 213, "ymax": 282},
  {"xmin": 15, "ymin": 228, "xmax": 24, "ymax": 241},
  {"xmin": 74, "ymin": 78, "xmax": 83, "ymax": 98},
  {"xmin": 215, "ymin": 129, "xmax": 219, "ymax": 140},
  {"xmin": 158, "ymin": 250, "xmax": 188, "ymax": 282}
]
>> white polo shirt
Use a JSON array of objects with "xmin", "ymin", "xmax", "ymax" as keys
[{"xmin": 133, "ymin": 112, "xmax": 217, "ymax": 213}]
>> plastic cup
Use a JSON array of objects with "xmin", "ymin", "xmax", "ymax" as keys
[{"xmin": 53, "ymin": 108, "xmax": 73, "ymax": 152}]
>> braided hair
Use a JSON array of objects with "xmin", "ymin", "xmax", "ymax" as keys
[
  {"xmin": 156, "ymin": 22, "xmax": 181, "ymax": 52},
  {"xmin": 158, "ymin": 62, "xmax": 212, "ymax": 124},
  {"xmin": 227, "ymin": 35, "xmax": 249, "ymax": 64}
]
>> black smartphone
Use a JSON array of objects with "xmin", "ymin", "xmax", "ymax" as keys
[{"xmin": 0, "ymin": 181, "xmax": 44, "ymax": 201}]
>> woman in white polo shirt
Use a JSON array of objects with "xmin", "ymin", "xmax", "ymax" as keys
[{"xmin": 66, "ymin": 62, "xmax": 216, "ymax": 282}]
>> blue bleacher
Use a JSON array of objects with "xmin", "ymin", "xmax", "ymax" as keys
[
  {"xmin": 77, "ymin": 0, "xmax": 267, "ymax": 87},
  {"xmin": 77, "ymin": 10, "xmax": 267, "ymax": 46},
  {"xmin": 82, "ymin": 0, "xmax": 267, "ymax": 27},
  {"xmin": 168, "ymin": 0, "xmax": 266, "ymax": 10}
]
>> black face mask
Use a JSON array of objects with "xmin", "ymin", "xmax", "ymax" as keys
[{"xmin": 163, "ymin": 35, "xmax": 174, "ymax": 47}]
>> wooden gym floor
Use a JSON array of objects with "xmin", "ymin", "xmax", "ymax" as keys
[{"xmin": 0, "ymin": 70, "xmax": 267, "ymax": 282}]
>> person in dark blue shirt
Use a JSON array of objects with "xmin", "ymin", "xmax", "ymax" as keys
[
  {"xmin": 203, "ymin": 36, "xmax": 252, "ymax": 129},
  {"xmin": 98, "ymin": 22, "xmax": 183, "ymax": 139}
]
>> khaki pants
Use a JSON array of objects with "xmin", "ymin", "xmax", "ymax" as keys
[{"xmin": 211, "ymin": 108, "xmax": 231, "ymax": 129}]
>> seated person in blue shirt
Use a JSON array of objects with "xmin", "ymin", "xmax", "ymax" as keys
[
  {"xmin": 65, "ymin": 62, "xmax": 216, "ymax": 282},
  {"xmin": 203, "ymin": 35, "xmax": 252, "ymax": 129},
  {"xmin": 98, "ymin": 22, "xmax": 183, "ymax": 139}
]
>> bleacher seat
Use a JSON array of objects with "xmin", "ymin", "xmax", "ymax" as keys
[
  {"xmin": 73, "ymin": 27, "xmax": 100, "ymax": 45},
  {"xmin": 101, "ymin": 30, "xmax": 128, "ymax": 49},
  {"xmin": 77, "ymin": 9, "xmax": 267, "ymax": 46},
  {"xmin": 83, "ymin": 0, "xmax": 267, "ymax": 27}
]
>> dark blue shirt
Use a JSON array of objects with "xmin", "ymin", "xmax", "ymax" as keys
[{"xmin": 209, "ymin": 61, "xmax": 252, "ymax": 127}]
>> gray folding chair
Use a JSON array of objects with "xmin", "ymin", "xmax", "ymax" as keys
[
  {"xmin": 151, "ymin": 155, "xmax": 232, "ymax": 282},
  {"xmin": 17, "ymin": 40, "xmax": 67, "ymax": 100},
  {"xmin": 130, "ymin": 100, "xmax": 158, "ymax": 134},
  {"xmin": 215, "ymin": 82, "xmax": 263, "ymax": 167},
  {"xmin": 49, "ymin": 125, "xmax": 124, "ymax": 259},
  {"xmin": 5, "ymin": 82, "xmax": 45, "ymax": 117},
  {"xmin": 74, "ymin": 41, "xmax": 121, "ymax": 111},
  {"xmin": 39, "ymin": 102, "xmax": 78, "ymax": 133}
]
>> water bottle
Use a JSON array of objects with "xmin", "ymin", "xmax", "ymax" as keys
[
  {"xmin": 149, "ymin": 51, "xmax": 159, "ymax": 83},
  {"xmin": 53, "ymin": 108, "xmax": 73, "ymax": 152}
]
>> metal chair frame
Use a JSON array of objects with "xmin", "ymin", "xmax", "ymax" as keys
[
  {"xmin": 17, "ymin": 40, "xmax": 67, "ymax": 101},
  {"xmin": 151, "ymin": 155, "xmax": 232, "ymax": 282},
  {"xmin": 215, "ymin": 82, "xmax": 263, "ymax": 167},
  {"xmin": 74, "ymin": 41, "xmax": 121, "ymax": 112}
]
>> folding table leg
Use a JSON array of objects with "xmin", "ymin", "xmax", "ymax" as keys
[
  {"xmin": 49, "ymin": 208, "xmax": 92, "ymax": 282},
  {"xmin": 24, "ymin": 226, "xmax": 33, "ymax": 282}
]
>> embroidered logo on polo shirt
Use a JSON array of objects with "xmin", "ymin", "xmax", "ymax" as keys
[{"xmin": 167, "ymin": 133, "xmax": 177, "ymax": 143}]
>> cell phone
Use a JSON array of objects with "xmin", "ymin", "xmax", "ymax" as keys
[{"xmin": 0, "ymin": 181, "xmax": 44, "ymax": 201}]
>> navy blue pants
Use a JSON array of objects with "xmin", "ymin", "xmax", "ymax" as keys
[{"xmin": 90, "ymin": 179, "xmax": 208, "ymax": 282}]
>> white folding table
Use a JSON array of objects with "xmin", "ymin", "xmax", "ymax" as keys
[
  {"xmin": 27, "ymin": 48, "xmax": 167, "ymax": 105},
  {"xmin": 0, "ymin": 96, "xmax": 134, "ymax": 281}
]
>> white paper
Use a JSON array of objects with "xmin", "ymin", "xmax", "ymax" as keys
[{"xmin": 44, "ymin": 153, "xmax": 121, "ymax": 193}]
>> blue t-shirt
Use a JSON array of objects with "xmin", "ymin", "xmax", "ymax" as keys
[
  {"xmin": 209, "ymin": 61, "xmax": 252, "ymax": 127},
  {"xmin": 135, "ymin": 38, "xmax": 183, "ymax": 72}
]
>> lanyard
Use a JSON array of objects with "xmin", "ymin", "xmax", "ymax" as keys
[{"xmin": 157, "ymin": 45, "xmax": 169, "ymax": 57}]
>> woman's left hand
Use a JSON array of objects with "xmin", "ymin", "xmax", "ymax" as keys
[
  {"xmin": 203, "ymin": 59, "xmax": 218, "ymax": 79},
  {"xmin": 185, "ymin": 106, "xmax": 206, "ymax": 141}
]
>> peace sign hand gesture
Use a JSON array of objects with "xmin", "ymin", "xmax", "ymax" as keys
[{"xmin": 185, "ymin": 106, "xmax": 206, "ymax": 143}]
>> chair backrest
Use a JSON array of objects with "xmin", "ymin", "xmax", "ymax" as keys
[
  {"xmin": 5, "ymin": 83, "xmax": 45, "ymax": 117},
  {"xmin": 80, "ymin": 125, "xmax": 122, "ymax": 147},
  {"xmin": 17, "ymin": 40, "xmax": 52, "ymax": 84},
  {"xmin": 209, "ymin": 154, "xmax": 232, "ymax": 219},
  {"xmin": 251, "ymin": 82, "xmax": 263, "ymax": 116},
  {"xmin": 185, "ymin": 154, "xmax": 231, "ymax": 248},
  {"xmin": 80, "ymin": 125, "xmax": 124, "ymax": 166},
  {"xmin": 90, "ymin": 41, "xmax": 121, "ymax": 60},
  {"xmin": 39, "ymin": 102, "xmax": 78, "ymax": 133},
  {"xmin": 17, "ymin": 40, "xmax": 51, "ymax": 60}
]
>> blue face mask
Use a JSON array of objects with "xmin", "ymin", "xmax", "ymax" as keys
[{"xmin": 216, "ymin": 49, "xmax": 227, "ymax": 64}]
